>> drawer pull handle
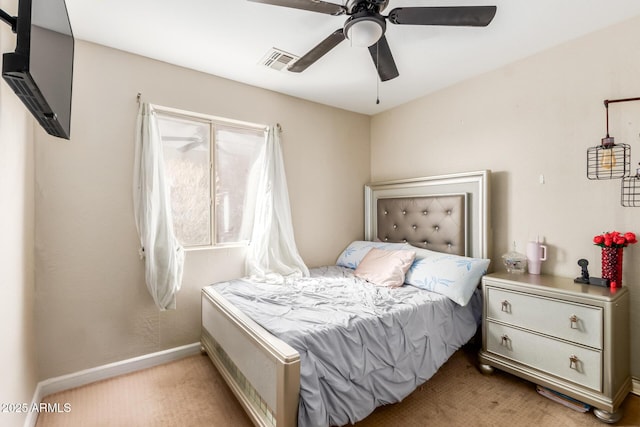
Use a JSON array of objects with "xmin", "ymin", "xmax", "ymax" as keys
[
  {"xmin": 569, "ymin": 354, "xmax": 579, "ymax": 370},
  {"xmin": 501, "ymin": 300, "xmax": 510, "ymax": 313},
  {"xmin": 501, "ymin": 335, "xmax": 510, "ymax": 346},
  {"xmin": 569, "ymin": 314, "xmax": 578, "ymax": 329}
]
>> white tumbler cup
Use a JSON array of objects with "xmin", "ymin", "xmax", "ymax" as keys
[{"xmin": 526, "ymin": 242, "xmax": 547, "ymax": 275}]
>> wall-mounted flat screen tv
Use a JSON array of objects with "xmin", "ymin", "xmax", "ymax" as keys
[{"xmin": 2, "ymin": 0, "xmax": 74, "ymax": 139}]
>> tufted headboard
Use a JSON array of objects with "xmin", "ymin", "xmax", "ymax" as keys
[
  {"xmin": 376, "ymin": 194, "xmax": 466, "ymax": 256},
  {"xmin": 364, "ymin": 170, "xmax": 490, "ymax": 259}
]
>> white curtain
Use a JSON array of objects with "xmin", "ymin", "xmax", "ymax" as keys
[
  {"xmin": 245, "ymin": 125, "xmax": 309, "ymax": 283},
  {"xmin": 133, "ymin": 102, "xmax": 185, "ymax": 310}
]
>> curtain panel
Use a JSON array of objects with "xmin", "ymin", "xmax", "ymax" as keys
[
  {"xmin": 133, "ymin": 102, "xmax": 185, "ymax": 310},
  {"xmin": 245, "ymin": 125, "xmax": 309, "ymax": 283}
]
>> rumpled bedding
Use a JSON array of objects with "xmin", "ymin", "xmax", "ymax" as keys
[{"xmin": 210, "ymin": 265, "xmax": 482, "ymax": 427}]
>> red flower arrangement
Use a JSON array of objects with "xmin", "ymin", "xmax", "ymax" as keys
[
  {"xmin": 593, "ymin": 231, "xmax": 636, "ymax": 288},
  {"xmin": 593, "ymin": 231, "xmax": 637, "ymax": 248}
]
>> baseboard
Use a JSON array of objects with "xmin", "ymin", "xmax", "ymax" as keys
[
  {"xmin": 24, "ymin": 342, "xmax": 202, "ymax": 427},
  {"xmin": 633, "ymin": 377, "xmax": 640, "ymax": 396}
]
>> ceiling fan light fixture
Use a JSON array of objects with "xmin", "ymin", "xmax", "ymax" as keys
[{"xmin": 345, "ymin": 16, "xmax": 384, "ymax": 47}]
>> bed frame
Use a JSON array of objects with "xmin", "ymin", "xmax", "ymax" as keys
[{"xmin": 201, "ymin": 170, "xmax": 491, "ymax": 427}]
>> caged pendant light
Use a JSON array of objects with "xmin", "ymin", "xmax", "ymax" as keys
[
  {"xmin": 587, "ymin": 99, "xmax": 633, "ymax": 180},
  {"xmin": 621, "ymin": 164, "xmax": 640, "ymax": 207}
]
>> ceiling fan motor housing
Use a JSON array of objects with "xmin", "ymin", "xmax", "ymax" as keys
[{"xmin": 346, "ymin": 0, "xmax": 389, "ymax": 14}]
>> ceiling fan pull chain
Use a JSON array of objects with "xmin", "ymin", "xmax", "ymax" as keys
[{"xmin": 376, "ymin": 42, "xmax": 380, "ymax": 105}]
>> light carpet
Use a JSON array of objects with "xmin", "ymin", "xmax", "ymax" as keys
[{"xmin": 36, "ymin": 344, "xmax": 640, "ymax": 427}]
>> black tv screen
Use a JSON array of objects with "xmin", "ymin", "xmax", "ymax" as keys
[{"xmin": 2, "ymin": 0, "xmax": 74, "ymax": 139}]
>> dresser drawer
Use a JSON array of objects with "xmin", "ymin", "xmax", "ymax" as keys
[
  {"xmin": 486, "ymin": 287, "xmax": 603, "ymax": 349},
  {"xmin": 486, "ymin": 321, "xmax": 602, "ymax": 391}
]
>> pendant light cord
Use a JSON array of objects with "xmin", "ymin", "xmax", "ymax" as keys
[{"xmin": 604, "ymin": 101, "xmax": 610, "ymax": 138}]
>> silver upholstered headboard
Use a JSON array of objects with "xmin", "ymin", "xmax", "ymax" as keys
[
  {"xmin": 365, "ymin": 170, "xmax": 491, "ymax": 259},
  {"xmin": 376, "ymin": 195, "xmax": 466, "ymax": 256}
]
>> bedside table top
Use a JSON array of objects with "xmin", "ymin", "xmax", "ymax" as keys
[{"xmin": 483, "ymin": 272, "xmax": 629, "ymax": 303}]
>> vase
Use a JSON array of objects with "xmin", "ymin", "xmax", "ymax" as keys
[{"xmin": 601, "ymin": 247, "xmax": 623, "ymax": 287}]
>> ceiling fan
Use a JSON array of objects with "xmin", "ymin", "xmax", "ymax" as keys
[{"xmin": 249, "ymin": 0, "xmax": 497, "ymax": 81}]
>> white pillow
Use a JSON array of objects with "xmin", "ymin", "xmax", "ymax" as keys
[
  {"xmin": 336, "ymin": 240, "xmax": 411, "ymax": 269},
  {"xmin": 354, "ymin": 248, "xmax": 416, "ymax": 288},
  {"xmin": 405, "ymin": 247, "xmax": 490, "ymax": 306}
]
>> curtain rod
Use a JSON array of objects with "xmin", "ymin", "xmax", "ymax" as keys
[{"xmin": 137, "ymin": 92, "xmax": 272, "ymax": 132}]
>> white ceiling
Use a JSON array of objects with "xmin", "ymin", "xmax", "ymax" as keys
[{"xmin": 63, "ymin": 0, "xmax": 640, "ymax": 115}]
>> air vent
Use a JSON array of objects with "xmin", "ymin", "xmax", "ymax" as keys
[{"xmin": 259, "ymin": 48, "xmax": 298, "ymax": 71}]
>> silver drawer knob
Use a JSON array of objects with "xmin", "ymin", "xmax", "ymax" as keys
[
  {"xmin": 500, "ymin": 334, "xmax": 510, "ymax": 346},
  {"xmin": 501, "ymin": 300, "xmax": 510, "ymax": 313}
]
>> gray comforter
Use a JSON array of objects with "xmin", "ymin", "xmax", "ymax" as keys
[{"xmin": 212, "ymin": 266, "xmax": 482, "ymax": 427}]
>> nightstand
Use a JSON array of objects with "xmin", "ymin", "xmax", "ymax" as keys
[{"xmin": 478, "ymin": 272, "xmax": 631, "ymax": 423}]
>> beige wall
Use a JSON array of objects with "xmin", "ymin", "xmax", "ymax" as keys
[
  {"xmin": 371, "ymin": 16, "xmax": 640, "ymax": 377},
  {"xmin": 0, "ymin": 0, "xmax": 38, "ymax": 425},
  {"xmin": 34, "ymin": 40, "xmax": 370, "ymax": 379}
]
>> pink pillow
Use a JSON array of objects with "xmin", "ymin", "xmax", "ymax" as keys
[{"xmin": 354, "ymin": 248, "xmax": 416, "ymax": 288}]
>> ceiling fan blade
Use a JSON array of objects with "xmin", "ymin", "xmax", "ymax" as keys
[
  {"xmin": 388, "ymin": 6, "xmax": 497, "ymax": 27},
  {"xmin": 368, "ymin": 35, "xmax": 399, "ymax": 82},
  {"xmin": 247, "ymin": 0, "xmax": 346, "ymax": 16},
  {"xmin": 288, "ymin": 29, "xmax": 345, "ymax": 73}
]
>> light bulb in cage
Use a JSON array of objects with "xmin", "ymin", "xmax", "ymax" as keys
[
  {"xmin": 587, "ymin": 140, "xmax": 630, "ymax": 180},
  {"xmin": 599, "ymin": 137, "xmax": 616, "ymax": 170}
]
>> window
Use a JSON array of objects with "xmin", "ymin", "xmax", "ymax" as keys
[{"xmin": 155, "ymin": 107, "xmax": 265, "ymax": 248}]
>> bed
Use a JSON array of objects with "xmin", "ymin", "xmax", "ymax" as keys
[{"xmin": 201, "ymin": 170, "xmax": 491, "ymax": 427}]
